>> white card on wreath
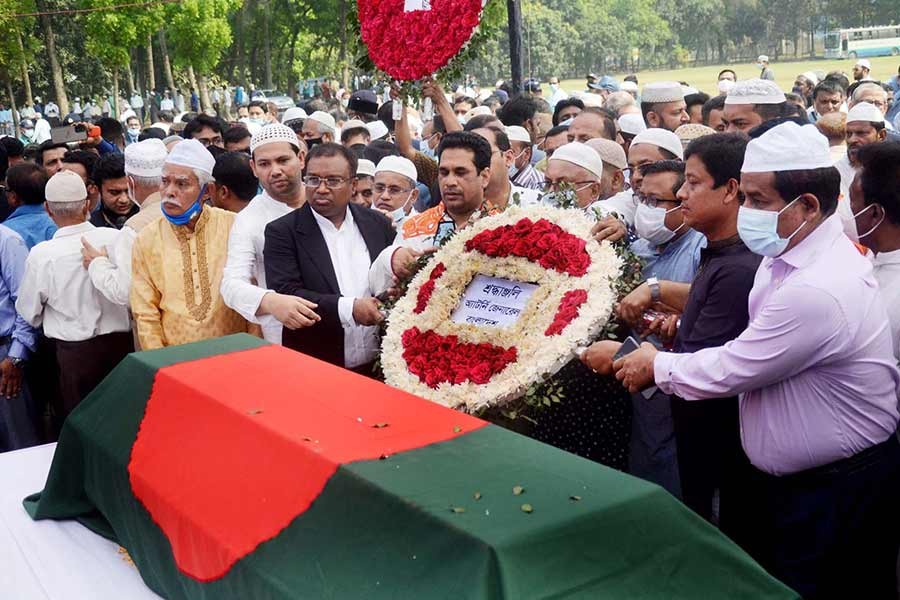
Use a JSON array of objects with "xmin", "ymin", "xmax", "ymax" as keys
[
  {"xmin": 403, "ymin": 0, "xmax": 431, "ymax": 11},
  {"xmin": 451, "ymin": 274, "xmax": 538, "ymax": 328}
]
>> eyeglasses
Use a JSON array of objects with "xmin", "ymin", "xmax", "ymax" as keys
[
  {"xmin": 373, "ymin": 184, "xmax": 413, "ymax": 196},
  {"xmin": 541, "ymin": 180, "xmax": 595, "ymax": 193},
  {"xmin": 637, "ymin": 194, "xmax": 679, "ymax": 209},
  {"xmin": 304, "ymin": 176, "xmax": 350, "ymax": 189}
]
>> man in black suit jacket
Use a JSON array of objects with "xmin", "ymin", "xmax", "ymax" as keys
[{"xmin": 264, "ymin": 143, "xmax": 395, "ymax": 371}]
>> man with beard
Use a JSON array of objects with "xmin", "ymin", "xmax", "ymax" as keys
[
  {"xmin": 641, "ymin": 82, "xmax": 690, "ymax": 131},
  {"xmin": 834, "ymin": 102, "xmax": 886, "ymax": 241},
  {"xmin": 89, "ymin": 153, "xmax": 138, "ymax": 229}
]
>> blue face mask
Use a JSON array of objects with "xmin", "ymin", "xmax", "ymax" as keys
[
  {"xmin": 737, "ymin": 196, "xmax": 806, "ymax": 257},
  {"xmin": 530, "ymin": 145, "xmax": 546, "ymax": 166},
  {"xmin": 162, "ymin": 184, "xmax": 206, "ymax": 226}
]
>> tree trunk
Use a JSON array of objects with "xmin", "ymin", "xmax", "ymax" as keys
[
  {"xmin": 112, "ymin": 66, "xmax": 120, "ymax": 120},
  {"xmin": 5, "ymin": 74, "xmax": 20, "ymax": 135},
  {"xmin": 186, "ymin": 64, "xmax": 199, "ymax": 94},
  {"xmin": 339, "ymin": 0, "xmax": 349, "ymax": 89},
  {"xmin": 146, "ymin": 35, "xmax": 157, "ymax": 91},
  {"xmin": 15, "ymin": 29, "xmax": 34, "ymax": 106},
  {"xmin": 125, "ymin": 61, "xmax": 136, "ymax": 96},
  {"xmin": 235, "ymin": 1, "xmax": 249, "ymax": 87},
  {"xmin": 158, "ymin": 29, "xmax": 177, "ymax": 92},
  {"xmin": 262, "ymin": 1, "xmax": 274, "ymax": 89},
  {"xmin": 37, "ymin": 2, "xmax": 69, "ymax": 115},
  {"xmin": 197, "ymin": 72, "xmax": 212, "ymax": 112}
]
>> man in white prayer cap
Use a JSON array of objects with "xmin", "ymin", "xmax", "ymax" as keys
[
  {"xmin": 722, "ymin": 79, "xmax": 787, "ymax": 134},
  {"xmin": 592, "ymin": 121, "xmax": 900, "ymax": 599},
  {"xmin": 505, "ymin": 125, "xmax": 545, "ymax": 191},
  {"xmin": 82, "ymin": 138, "xmax": 168, "ymax": 307},
  {"xmin": 585, "ymin": 138, "xmax": 627, "ymax": 200},
  {"xmin": 352, "ymin": 159, "xmax": 376, "ymax": 206},
  {"xmin": 221, "ymin": 124, "xmax": 317, "ymax": 345},
  {"xmin": 640, "ymin": 81, "xmax": 690, "ymax": 132},
  {"xmin": 371, "ymin": 155, "xmax": 419, "ymax": 227},
  {"xmin": 17, "ymin": 170, "xmax": 133, "ymax": 416},
  {"xmin": 131, "ymin": 139, "xmax": 257, "ymax": 349},
  {"xmin": 833, "ymin": 102, "xmax": 887, "ymax": 240},
  {"xmin": 301, "ymin": 111, "xmax": 337, "ymax": 147}
]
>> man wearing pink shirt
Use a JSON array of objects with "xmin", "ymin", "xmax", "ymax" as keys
[{"xmin": 585, "ymin": 123, "xmax": 900, "ymax": 598}]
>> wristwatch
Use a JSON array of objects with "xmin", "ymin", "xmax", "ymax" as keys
[
  {"xmin": 646, "ymin": 277, "xmax": 661, "ymax": 303},
  {"xmin": 9, "ymin": 357, "xmax": 25, "ymax": 368}
]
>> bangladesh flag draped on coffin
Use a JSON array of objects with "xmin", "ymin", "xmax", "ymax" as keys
[{"xmin": 24, "ymin": 334, "xmax": 798, "ymax": 599}]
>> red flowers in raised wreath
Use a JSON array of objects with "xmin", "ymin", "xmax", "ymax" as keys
[
  {"xmin": 545, "ymin": 289, "xmax": 588, "ymax": 336},
  {"xmin": 401, "ymin": 327, "xmax": 518, "ymax": 388}
]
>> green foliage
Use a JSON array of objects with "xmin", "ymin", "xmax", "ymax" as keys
[
  {"xmin": 166, "ymin": 0, "xmax": 241, "ymax": 72},
  {"xmin": 82, "ymin": 0, "xmax": 163, "ymax": 69}
]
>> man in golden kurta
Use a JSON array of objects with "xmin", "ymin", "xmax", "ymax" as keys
[{"xmin": 131, "ymin": 139, "xmax": 257, "ymax": 349}]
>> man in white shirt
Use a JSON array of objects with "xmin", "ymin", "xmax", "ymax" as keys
[
  {"xmin": 264, "ymin": 143, "xmax": 395, "ymax": 372},
  {"xmin": 221, "ymin": 124, "xmax": 318, "ymax": 344},
  {"xmin": 131, "ymin": 92, "xmax": 145, "ymax": 122},
  {"xmin": 370, "ymin": 155, "xmax": 419, "ymax": 228},
  {"xmin": 16, "ymin": 171, "xmax": 133, "ymax": 417},
  {"xmin": 82, "ymin": 138, "xmax": 168, "ymax": 307},
  {"xmin": 160, "ymin": 90, "xmax": 175, "ymax": 113},
  {"xmin": 849, "ymin": 141, "xmax": 900, "ymax": 364},
  {"xmin": 834, "ymin": 102, "xmax": 886, "ymax": 240}
]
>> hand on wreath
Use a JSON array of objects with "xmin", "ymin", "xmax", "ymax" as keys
[{"xmin": 391, "ymin": 246, "xmax": 436, "ymax": 280}]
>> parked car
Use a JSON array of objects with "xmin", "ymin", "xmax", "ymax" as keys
[{"xmin": 250, "ymin": 89, "xmax": 295, "ymax": 116}]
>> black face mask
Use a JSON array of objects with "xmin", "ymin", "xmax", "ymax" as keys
[{"xmin": 305, "ymin": 137, "xmax": 323, "ymax": 149}]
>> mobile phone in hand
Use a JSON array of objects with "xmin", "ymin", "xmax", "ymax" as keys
[{"xmin": 613, "ymin": 336, "xmax": 641, "ymax": 361}]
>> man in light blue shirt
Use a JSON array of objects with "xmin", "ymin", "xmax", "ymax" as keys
[
  {"xmin": 620, "ymin": 161, "xmax": 705, "ymax": 497},
  {"xmin": 0, "ymin": 223, "xmax": 38, "ymax": 451},
  {"xmin": 3, "ymin": 162, "xmax": 56, "ymax": 249}
]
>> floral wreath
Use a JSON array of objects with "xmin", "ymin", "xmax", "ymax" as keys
[
  {"xmin": 356, "ymin": 0, "xmax": 491, "ymax": 82},
  {"xmin": 381, "ymin": 206, "xmax": 622, "ymax": 413}
]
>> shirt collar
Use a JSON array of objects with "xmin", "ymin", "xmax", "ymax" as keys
[
  {"xmin": 53, "ymin": 221, "xmax": 94, "ymax": 239},
  {"xmin": 874, "ymin": 248, "xmax": 900, "ymax": 266},
  {"xmin": 775, "ymin": 213, "xmax": 843, "ymax": 270},
  {"xmin": 10, "ymin": 203, "xmax": 48, "ymax": 217},
  {"xmin": 311, "ymin": 204, "xmax": 354, "ymax": 234}
]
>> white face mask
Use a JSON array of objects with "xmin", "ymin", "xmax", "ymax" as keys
[
  {"xmin": 635, "ymin": 202, "xmax": 683, "ymax": 246},
  {"xmin": 852, "ymin": 203, "xmax": 884, "ymax": 241}
]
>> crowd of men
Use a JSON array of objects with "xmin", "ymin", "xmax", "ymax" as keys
[{"xmin": 1, "ymin": 58, "xmax": 899, "ymax": 598}]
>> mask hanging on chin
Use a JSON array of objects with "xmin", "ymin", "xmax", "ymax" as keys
[{"xmin": 162, "ymin": 184, "xmax": 206, "ymax": 226}]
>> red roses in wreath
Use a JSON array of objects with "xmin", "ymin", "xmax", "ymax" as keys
[
  {"xmin": 401, "ymin": 327, "xmax": 518, "ymax": 388},
  {"xmin": 464, "ymin": 218, "xmax": 592, "ymax": 276}
]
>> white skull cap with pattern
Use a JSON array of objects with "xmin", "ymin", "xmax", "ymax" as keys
[
  {"xmin": 585, "ymin": 138, "xmax": 627, "ymax": 170},
  {"xmin": 356, "ymin": 159, "xmax": 376, "ymax": 177},
  {"xmin": 846, "ymin": 102, "xmax": 884, "ymax": 125},
  {"xmin": 505, "ymin": 125, "xmax": 532, "ymax": 144},
  {"xmin": 463, "ymin": 106, "xmax": 492, "ymax": 122},
  {"xmin": 165, "ymin": 138, "xmax": 215, "ymax": 176},
  {"xmin": 801, "ymin": 71, "xmax": 819, "ymax": 85},
  {"xmin": 45, "ymin": 170, "xmax": 87, "ymax": 203},
  {"xmin": 124, "ymin": 138, "xmax": 168, "ymax": 178},
  {"xmin": 342, "ymin": 119, "xmax": 368, "ymax": 132},
  {"xmin": 375, "ymin": 155, "xmax": 417, "ymax": 183},
  {"xmin": 250, "ymin": 123, "xmax": 300, "ymax": 154},
  {"xmin": 742, "ymin": 122, "xmax": 832, "ymax": 173},
  {"xmin": 281, "ymin": 107, "xmax": 308, "ymax": 124},
  {"xmin": 307, "ymin": 111, "xmax": 336, "ymax": 134},
  {"xmin": 366, "ymin": 120, "xmax": 389, "ymax": 140},
  {"xmin": 618, "ymin": 113, "xmax": 647, "ymax": 136},
  {"xmin": 631, "ymin": 128, "xmax": 684, "ymax": 160},
  {"xmin": 641, "ymin": 81, "xmax": 684, "ymax": 104},
  {"xmin": 725, "ymin": 78, "xmax": 786, "ymax": 105},
  {"xmin": 549, "ymin": 142, "xmax": 604, "ymax": 179}
]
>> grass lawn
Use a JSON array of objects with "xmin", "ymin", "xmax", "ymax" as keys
[{"xmin": 551, "ymin": 56, "xmax": 900, "ymax": 97}]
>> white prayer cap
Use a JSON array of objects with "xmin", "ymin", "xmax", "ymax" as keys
[
  {"xmin": 505, "ymin": 125, "xmax": 531, "ymax": 144},
  {"xmin": 621, "ymin": 81, "xmax": 638, "ymax": 93},
  {"xmin": 801, "ymin": 71, "xmax": 819, "ymax": 85},
  {"xmin": 463, "ymin": 106, "xmax": 492, "ymax": 122},
  {"xmin": 618, "ymin": 113, "xmax": 647, "ymax": 136},
  {"xmin": 585, "ymin": 138, "xmax": 627, "ymax": 170},
  {"xmin": 342, "ymin": 119, "xmax": 368, "ymax": 132},
  {"xmin": 725, "ymin": 78, "xmax": 786, "ymax": 105},
  {"xmin": 306, "ymin": 111, "xmax": 336, "ymax": 134},
  {"xmin": 477, "ymin": 89, "xmax": 492, "ymax": 102},
  {"xmin": 846, "ymin": 102, "xmax": 885, "ymax": 125},
  {"xmin": 549, "ymin": 142, "xmax": 604, "ymax": 179},
  {"xmin": 641, "ymin": 81, "xmax": 684, "ymax": 104},
  {"xmin": 579, "ymin": 93, "xmax": 604, "ymax": 108},
  {"xmin": 374, "ymin": 155, "xmax": 417, "ymax": 183},
  {"xmin": 250, "ymin": 123, "xmax": 300, "ymax": 154},
  {"xmin": 855, "ymin": 58, "xmax": 871, "ymax": 70},
  {"xmin": 124, "ymin": 138, "xmax": 168, "ymax": 178},
  {"xmin": 356, "ymin": 159, "xmax": 376, "ymax": 178},
  {"xmin": 281, "ymin": 107, "xmax": 308, "ymax": 124},
  {"xmin": 165, "ymin": 138, "xmax": 215, "ymax": 176},
  {"xmin": 758, "ymin": 55, "xmax": 769, "ymax": 63},
  {"xmin": 631, "ymin": 128, "xmax": 684, "ymax": 160},
  {"xmin": 366, "ymin": 120, "xmax": 389, "ymax": 140},
  {"xmin": 742, "ymin": 122, "xmax": 831, "ymax": 173},
  {"xmin": 45, "ymin": 170, "xmax": 87, "ymax": 203},
  {"xmin": 682, "ymin": 85, "xmax": 700, "ymax": 96},
  {"xmin": 717, "ymin": 79, "xmax": 736, "ymax": 95}
]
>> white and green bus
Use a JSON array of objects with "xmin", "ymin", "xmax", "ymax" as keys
[{"xmin": 825, "ymin": 25, "xmax": 900, "ymax": 59}]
